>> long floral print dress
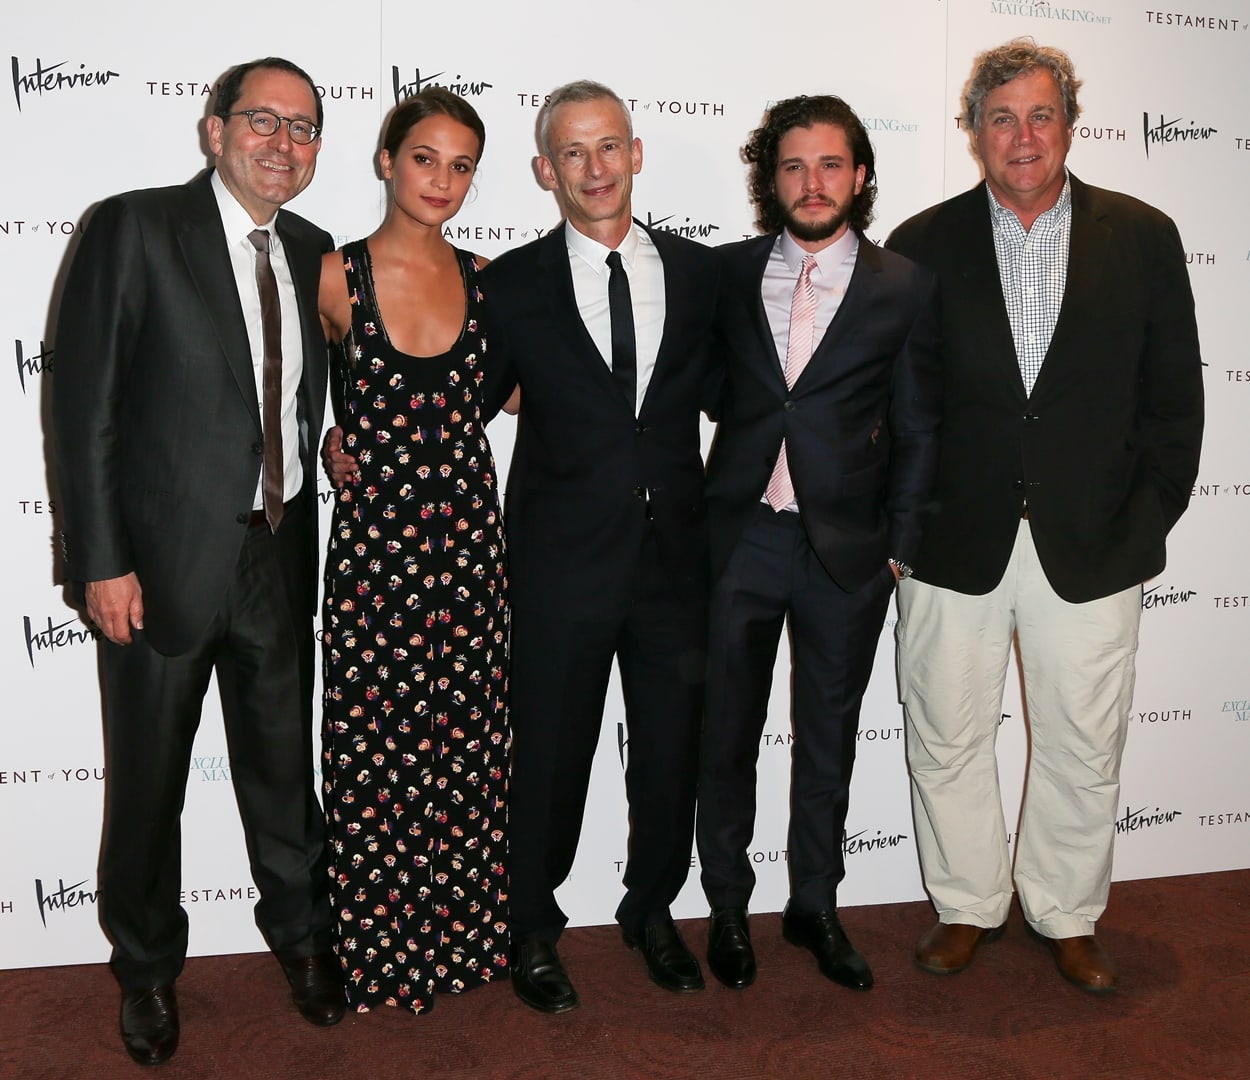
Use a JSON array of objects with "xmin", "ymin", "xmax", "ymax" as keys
[{"xmin": 322, "ymin": 240, "xmax": 508, "ymax": 1014}]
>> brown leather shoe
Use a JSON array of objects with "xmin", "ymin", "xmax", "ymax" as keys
[
  {"xmin": 1039, "ymin": 933, "xmax": 1118, "ymax": 993},
  {"xmin": 915, "ymin": 921, "xmax": 1006, "ymax": 974}
]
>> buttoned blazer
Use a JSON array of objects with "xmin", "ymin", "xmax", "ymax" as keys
[
  {"xmin": 53, "ymin": 170, "xmax": 332, "ymax": 654},
  {"xmin": 704, "ymin": 231, "xmax": 942, "ymax": 591},
  {"xmin": 886, "ymin": 175, "xmax": 1204, "ymax": 603},
  {"xmin": 481, "ymin": 222, "xmax": 719, "ymax": 618}
]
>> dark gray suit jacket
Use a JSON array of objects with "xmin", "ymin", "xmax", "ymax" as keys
[
  {"xmin": 53, "ymin": 170, "xmax": 332, "ymax": 654},
  {"xmin": 482, "ymin": 222, "xmax": 719, "ymax": 619},
  {"xmin": 705, "ymin": 231, "xmax": 942, "ymax": 590}
]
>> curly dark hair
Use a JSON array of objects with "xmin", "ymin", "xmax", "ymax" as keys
[{"xmin": 744, "ymin": 94, "xmax": 877, "ymax": 235}]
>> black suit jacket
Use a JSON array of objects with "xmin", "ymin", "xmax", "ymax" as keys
[
  {"xmin": 481, "ymin": 222, "xmax": 719, "ymax": 618},
  {"xmin": 886, "ymin": 175, "xmax": 1204, "ymax": 603},
  {"xmin": 53, "ymin": 170, "xmax": 332, "ymax": 654},
  {"xmin": 705, "ymin": 231, "xmax": 942, "ymax": 590}
]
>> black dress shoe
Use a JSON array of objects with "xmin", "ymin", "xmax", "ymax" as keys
[
  {"xmin": 781, "ymin": 903, "xmax": 873, "ymax": 990},
  {"xmin": 510, "ymin": 939, "xmax": 579, "ymax": 1013},
  {"xmin": 622, "ymin": 918, "xmax": 705, "ymax": 992},
  {"xmin": 120, "ymin": 984, "xmax": 179, "ymax": 1066},
  {"xmin": 707, "ymin": 907, "xmax": 756, "ymax": 989},
  {"xmin": 277, "ymin": 952, "xmax": 346, "ymax": 1026}
]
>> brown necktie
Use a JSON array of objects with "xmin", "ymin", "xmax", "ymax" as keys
[{"xmin": 248, "ymin": 228, "xmax": 284, "ymax": 532}]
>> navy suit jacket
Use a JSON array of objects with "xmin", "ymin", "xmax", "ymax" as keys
[
  {"xmin": 481, "ymin": 222, "xmax": 719, "ymax": 618},
  {"xmin": 705, "ymin": 231, "xmax": 942, "ymax": 590},
  {"xmin": 53, "ymin": 170, "xmax": 332, "ymax": 654},
  {"xmin": 886, "ymin": 175, "xmax": 1204, "ymax": 603}
]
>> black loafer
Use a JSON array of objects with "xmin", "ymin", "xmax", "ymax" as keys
[
  {"xmin": 510, "ymin": 939, "xmax": 579, "ymax": 1013},
  {"xmin": 120, "ymin": 984, "xmax": 179, "ymax": 1066},
  {"xmin": 278, "ymin": 952, "xmax": 346, "ymax": 1026},
  {"xmin": 781, "ymin": 903, "xmax": 873, "ymax": 990},
  {"xmin": 622, "ymin": 918, "xmax": 705, "ymax": 992},
  {"xmin": 707, "ymin": 907, "xmax": 756, "ymax": 989}
]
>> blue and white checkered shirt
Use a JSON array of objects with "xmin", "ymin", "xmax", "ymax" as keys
[{"xmin": 988, "ymin": 175, "xmax": 1072, "ymax": 396}]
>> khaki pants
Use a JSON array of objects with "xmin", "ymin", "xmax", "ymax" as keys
[{"xmin": 897, "ymin": 521, "xmax": 1141, "ymax": 938}]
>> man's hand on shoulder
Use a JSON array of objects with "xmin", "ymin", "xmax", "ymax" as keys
[{"xmin": 86, "ymin": 573, "xmax": 144, "ymax": 645}]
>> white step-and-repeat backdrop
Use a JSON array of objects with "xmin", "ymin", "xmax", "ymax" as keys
[{"xmin": 3, "ymin": 0, "xmax": 1246, "ymax": 969}]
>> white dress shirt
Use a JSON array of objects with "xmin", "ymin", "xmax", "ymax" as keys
[
  {"xmin": 988, "ymin": 173, "xmax": 1072, "ymax": 396},
  {"xmin": 212, "ymin": 170, "xmax": 304, "ymax": 508},
  {"xmin": 564, "ymin": 220, "xmax": 666, "ymax": 415}
]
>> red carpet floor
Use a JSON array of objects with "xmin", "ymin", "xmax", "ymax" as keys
[{"xmin": 3, "ymin": 870, "xmax": 1248, "ymax": 1079}]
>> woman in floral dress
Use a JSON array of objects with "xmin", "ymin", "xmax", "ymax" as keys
[{"xmin": 317, "ymin": 88, "xmax": 507, "ymax": 1014}]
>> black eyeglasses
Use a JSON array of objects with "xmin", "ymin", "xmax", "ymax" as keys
[{"xmin": 225, "ymin": 109, "xmax": 321, "ymax": 145}]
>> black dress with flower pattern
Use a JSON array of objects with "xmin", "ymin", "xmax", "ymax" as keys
[{"xmin": 321, "ymin": 240, "xmax": 508, "ymax": 1014}]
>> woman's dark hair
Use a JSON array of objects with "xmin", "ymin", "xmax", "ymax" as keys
[{"xmin": 382, "ymin": 87, "xmax": 486, "ymax": 163}]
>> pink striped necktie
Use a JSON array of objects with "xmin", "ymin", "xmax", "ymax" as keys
[{"xmin": 764, "ymin": 254, "xmax": 817, "ymax": 512}]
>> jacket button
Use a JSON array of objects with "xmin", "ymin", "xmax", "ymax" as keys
[
  {"xmin": 784, "ymin": 400, "xmax": 796, "ymax": 412},
  {"xmin": 235, "ymin": 511, "xmax": 249, "ymax": 524},
  {"xmin": 635, "ymin": 423, "xmax": 646, "ymax": 435},
  {"xmin": 632, "ymin": 487, "xmax": 644, "ymax": 498},
  {"xmin": 1023, "ymin": 413, "xmax": 1038, "ymax": 422},
  {"xmin": 251, "ymin": 441, "xmax": 264, "ymax": 455},
  {"xmin": 1012, "ymin": 479, "xmax": 1024, "ymax": 490}
]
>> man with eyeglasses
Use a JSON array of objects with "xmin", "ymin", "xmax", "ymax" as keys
[{"xmin": 53, "ymin": 57, "xmax": 343, "ymax": 1066}]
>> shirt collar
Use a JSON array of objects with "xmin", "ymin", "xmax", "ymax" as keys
[
  {"xmin": 986, "ymin": 170, "xmax": 1072, "ymax": 230},
  {"xmin": 211, "ymin": 169, "xmax": 278, "ymax": 245},
  {"xmin": 778, "ymin": 225, "xmax": 859, "ymax": 276},
  {"xmin": 565, "ymin": 218, "xmax": 641, "ymax": 274}
]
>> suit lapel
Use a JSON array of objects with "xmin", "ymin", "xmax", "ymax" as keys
[
  {"xmin": 742, "ymin": 236, "xmax": 784, "ymax": 382},
  {"xmin": 716, "ymin": 233, "xmax": 782, "ymax": 389},
  {"xmin": 639, "ymin": 224, "xmax": 705, "ymax": 415},
  {"xmin": 1032, "ymin": 176, "xmax": 1110, "ymax": 400},
  {"xmin": 277, "ymin": 210, "xmax": 328, "ymax": 454},
  {"xmin": 797, "ymin": 236, "xmax": 878, "ymax": 384},
  {"xmin": 537, "ymin": 225, "xmax": 622, "ymax": 398},
  {"xmin": 278, "ymin": 213, "xmax": 323, "ymax": 372},
  {"xmin": 955, "ymin": 185, "xmax": 1026, "ymax": 400},
  {"xmin": 178, "ymin": 173, "xmax": 262, "ymax": 431},
  {"xmin": 640, "ymin": 228, "xmax": 673, "ymax": 414}
]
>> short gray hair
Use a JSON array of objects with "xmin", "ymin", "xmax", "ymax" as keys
[
  {"xmin": 538, "ymin": 80, "xmax": 633, "ymax": 157},
  {"xmin": 962, "ymin": 37, "xmax": 1083, "ymax": 131}
]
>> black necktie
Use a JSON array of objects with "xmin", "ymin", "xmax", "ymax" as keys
[
  {"xmin": 248, "ymin": 228, "xmax": 284, "ymax": 532},
  {"xmin": 606, "ymin": 249, "xmax": 637, "ymax": 411}
]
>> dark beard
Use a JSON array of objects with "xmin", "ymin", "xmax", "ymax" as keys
[{"xmin": 782, "ymin": 199, "xmax": 851, "ymax": 243}]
